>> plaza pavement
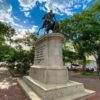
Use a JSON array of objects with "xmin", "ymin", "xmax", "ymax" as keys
[
  {"xmin": 0, "ymin": 67, "xmax": 27, "ymax": 100},
  {"xmin": 69, "ymin": 72, "xmax": 100, "ymax": 100},
  {"xmin": 0, "ymin": 67, "xmax": 100, "ymax": 100}
]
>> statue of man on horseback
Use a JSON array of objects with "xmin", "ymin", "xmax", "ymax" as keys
[{"xmin": 37, "ymin": 10, "xmax": 59, "ymax": 35}]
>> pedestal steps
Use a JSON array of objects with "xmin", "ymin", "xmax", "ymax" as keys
[{"xmin": 18, "ymin": 76, "xmax": 95, "ymax": 100}]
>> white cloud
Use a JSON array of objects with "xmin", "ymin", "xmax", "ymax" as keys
[
  {"xmin": 9, "ymin": 25, "xmax": 38, "ymax": 50},
  {"xmin": 74, "ymin": 5, "xmax": 81, "ymax": 9},
  {"xmin": 12, "ymin": 25, "xmax": 38, "ymax": 39},
  {"xmin": 82, "ymin": 0, "xmax": 93, "ymax": 10},
  {"xmin": 0, "ymin": 3, "xmax": 12, "ymax": 22},
  {"xmin": 13, "ymin": 16, "xmax": 20, "ymax": 21},
  {"xmin": 18, "ymin": 0, "xmax": 36, "ymax": 11},
  {"xmin": 18, "ymin": 0, "xmax": 46, "ymax": 11},
  {"xmin": 18, "ymin": 0, "xmax": 93, "ymax": 16},
  {"xmin": 24, "ymin": 11, "xmax": 31, "ymax": 17},
  {"xmin": 23, "ymin": 20, "xmax": 27, "ymax": 24},
  {"xmin": 28, "ymin": 25, "xmax": 38, "ymax": 33},
  {"xmin": 0, "ymin": 0, "xmax": 38, "ymax": 42},
  {"xmin": 0, "ymin": 1, "xmax": 24, "ymax": 31},
  {"xmin": 0, "ymin": 1, "xmax": 37, "ymax": 51},
  {"xmin": 41, "ymin": 0, "xmax": 93, "ymax": 15},
  {"xmin": 0, "ymin": 0, "xmax": 93, "ymax": 40}
]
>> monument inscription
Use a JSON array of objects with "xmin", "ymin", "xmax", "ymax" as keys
[{"xmin": 34, "ymin": 43, "xmax": 46, "ymax": 64}]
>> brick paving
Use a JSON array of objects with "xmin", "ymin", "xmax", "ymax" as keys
[
  {"xmin": 69, "ymin": 72, "xmax": 100, "ymax": 100},
  {"xmin": 0, "ymin": 67, "xmax": 100, "ymax": 100},
  {"xmin": 0, "ymin": 67, "xmax": 28, "ymax": 100}
]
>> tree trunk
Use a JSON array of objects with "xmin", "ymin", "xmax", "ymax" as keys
[
  {"xmin": 70, "ymin": 61, "xmax": 73, "ymax": 69},
  {"xmin": 73, "ymin": 41, "xmax": 86, "ymax": 74},
  {"xmin": 82, "ymin": 54, "xmax": 86, "ymax": 74}
]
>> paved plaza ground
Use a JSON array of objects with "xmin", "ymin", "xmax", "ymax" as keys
[
  {"xmin": 0, "ymin": 67, "xmax": 27, "ymax": 100},
  {"xmin": 0, "ymin": 67, "xmax": 100, "ymax": 100},
  {"xmin": 69, "ymin": 72, "xmax": 100, "ymax": 100}
]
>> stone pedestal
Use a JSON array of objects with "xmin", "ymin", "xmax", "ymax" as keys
[{"xmin": 18, "ymin": 33, "xmax": 95, "ymax": 100}]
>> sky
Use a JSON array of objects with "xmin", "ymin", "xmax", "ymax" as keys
[{"xmin": 0, "ymin": 0, "xmax": 94, "ymax": 38}]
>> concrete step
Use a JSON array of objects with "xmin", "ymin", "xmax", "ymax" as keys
[
  {"xmin": 18, "ymin": 78, "xmax": 41, "ymax": 100},
  {"xmin": 18, "ymin": 77, "xmax": 95, "ymax": 100}
]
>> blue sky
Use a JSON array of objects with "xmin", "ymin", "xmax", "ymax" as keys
[{"xmin": 0, "ymin": 0, "xmax": 94, "ymax": 38}]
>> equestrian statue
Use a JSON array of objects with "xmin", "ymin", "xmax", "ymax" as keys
[{"xmin": 37, "ymin": 10, "xmax": 59, "ymax": 35}]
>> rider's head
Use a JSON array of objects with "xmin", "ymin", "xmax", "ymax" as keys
[{"xmin": 50, "ymin": 10, "xmax": 53, "ymax": 13}]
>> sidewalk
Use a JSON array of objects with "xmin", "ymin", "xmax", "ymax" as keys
[
  {"xmin": 69, "ymin": 72, "xmax": 100, "ymax": 100},
  {"xmin": 0, "ymin": 67, "xmax": 28, "ymax": 100},
  {"xmin": 0, "ymin": 67, "xmax": 100, "ymax": 100}
]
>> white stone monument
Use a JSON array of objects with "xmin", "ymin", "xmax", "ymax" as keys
[{"xmin": 18, "ymin": 33, "xmax": 95, "ymax": 100}]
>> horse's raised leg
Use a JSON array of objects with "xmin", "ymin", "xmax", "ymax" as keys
[{"xmin": 44, "ymin": 28, "xmax": 49, "ymax": 35}]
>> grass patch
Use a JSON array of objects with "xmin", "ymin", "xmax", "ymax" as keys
[
  {"xmin": 81, "ymin": 72, "xmax": 96, "ymax": 76},
  {"xmin": 71, "ymin": 71, "xmax": 99, "ymax": 78}
]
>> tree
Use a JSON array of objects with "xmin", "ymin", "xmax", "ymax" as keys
[
  {"xmin": 60, "ymin": 17, "xmax": 88, "ymax": 73},
  {"xmin": 0, "ymin": 22, "xmax": 15, "ymax": 43},
  {"xmin": 0, "ymin": 21, "xmax": 37, "ymax": 75},
  {"xmin": 60, "ymin": 1, "xmax": 100, "ymax": 73},
  {"xmin": 63, "ymin": 47, "xmax": 79, "ymax": 69},
  {"xmin": 84, "ymin": 1, "xmax": 100, "ymax": 75},
  {"xmin": 0, "ymin": 22, "xmax": 15, "ymax": 61}
]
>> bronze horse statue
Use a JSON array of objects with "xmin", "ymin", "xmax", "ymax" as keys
[
  {"xmin": 37, "ymin": 10, "xmax": 59, "ymax": 35},
  {"xmin": 37, "ymin": 20, "xmax": 59, "ymax": 35}
]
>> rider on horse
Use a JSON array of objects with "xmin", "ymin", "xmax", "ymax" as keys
[
  {"xmin": 37, "ymin": 10, "xmax": 59, "ymax": 35},
  {"xmin": 42, "ymin": 10, "xmax": 56, "ymax": 29}
]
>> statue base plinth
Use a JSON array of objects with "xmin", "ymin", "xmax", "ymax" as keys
[
  {"xmin": 18, "ymin": 33, "xmax": 95, "ymax": 100},
  {"xmin": 29, "ymin": 65, "xmax": 68, "ymax": 84},
  {"xmin": 18, "ymin": 76, "xmax": 95, "ymax": 100}
]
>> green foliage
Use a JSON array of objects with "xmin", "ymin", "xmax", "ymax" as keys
[
  {"xmin": 0, "ymin": 22, "xmax": 15, "ymax": 40},
  {"xmin": 0, "ymin": 36, "xmax": 4, "ymax": 45},
  {"xmin": 0, "ymin": 22, "xmax": 15, "ymax": 61},
  {"xmin": 7, "ymin": 47, "xmax": 35, "ymax": 75},
  {"xmin": 60, "ymin": 1, "xmax": 100, "ymax": 73},
  {"xmin": 0, "ymin": 22, "xmax": 36, "ymax": 75},
  {"xmin": 0, "ymin": 45, "xmax": 15, "ymax": 62},
  {"xmin": 63, "ymin": 48, "xmax": 79, "ymax": 63}
]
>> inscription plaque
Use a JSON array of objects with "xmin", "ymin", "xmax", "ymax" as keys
[{"xmin": 34, "ymin": 44, "xmax": 45, "ymax": 64}]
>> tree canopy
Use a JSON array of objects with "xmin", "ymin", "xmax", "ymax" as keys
[{"xmin": 60, "ymin": 1, "xmax": 100, "ymax": 73}]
